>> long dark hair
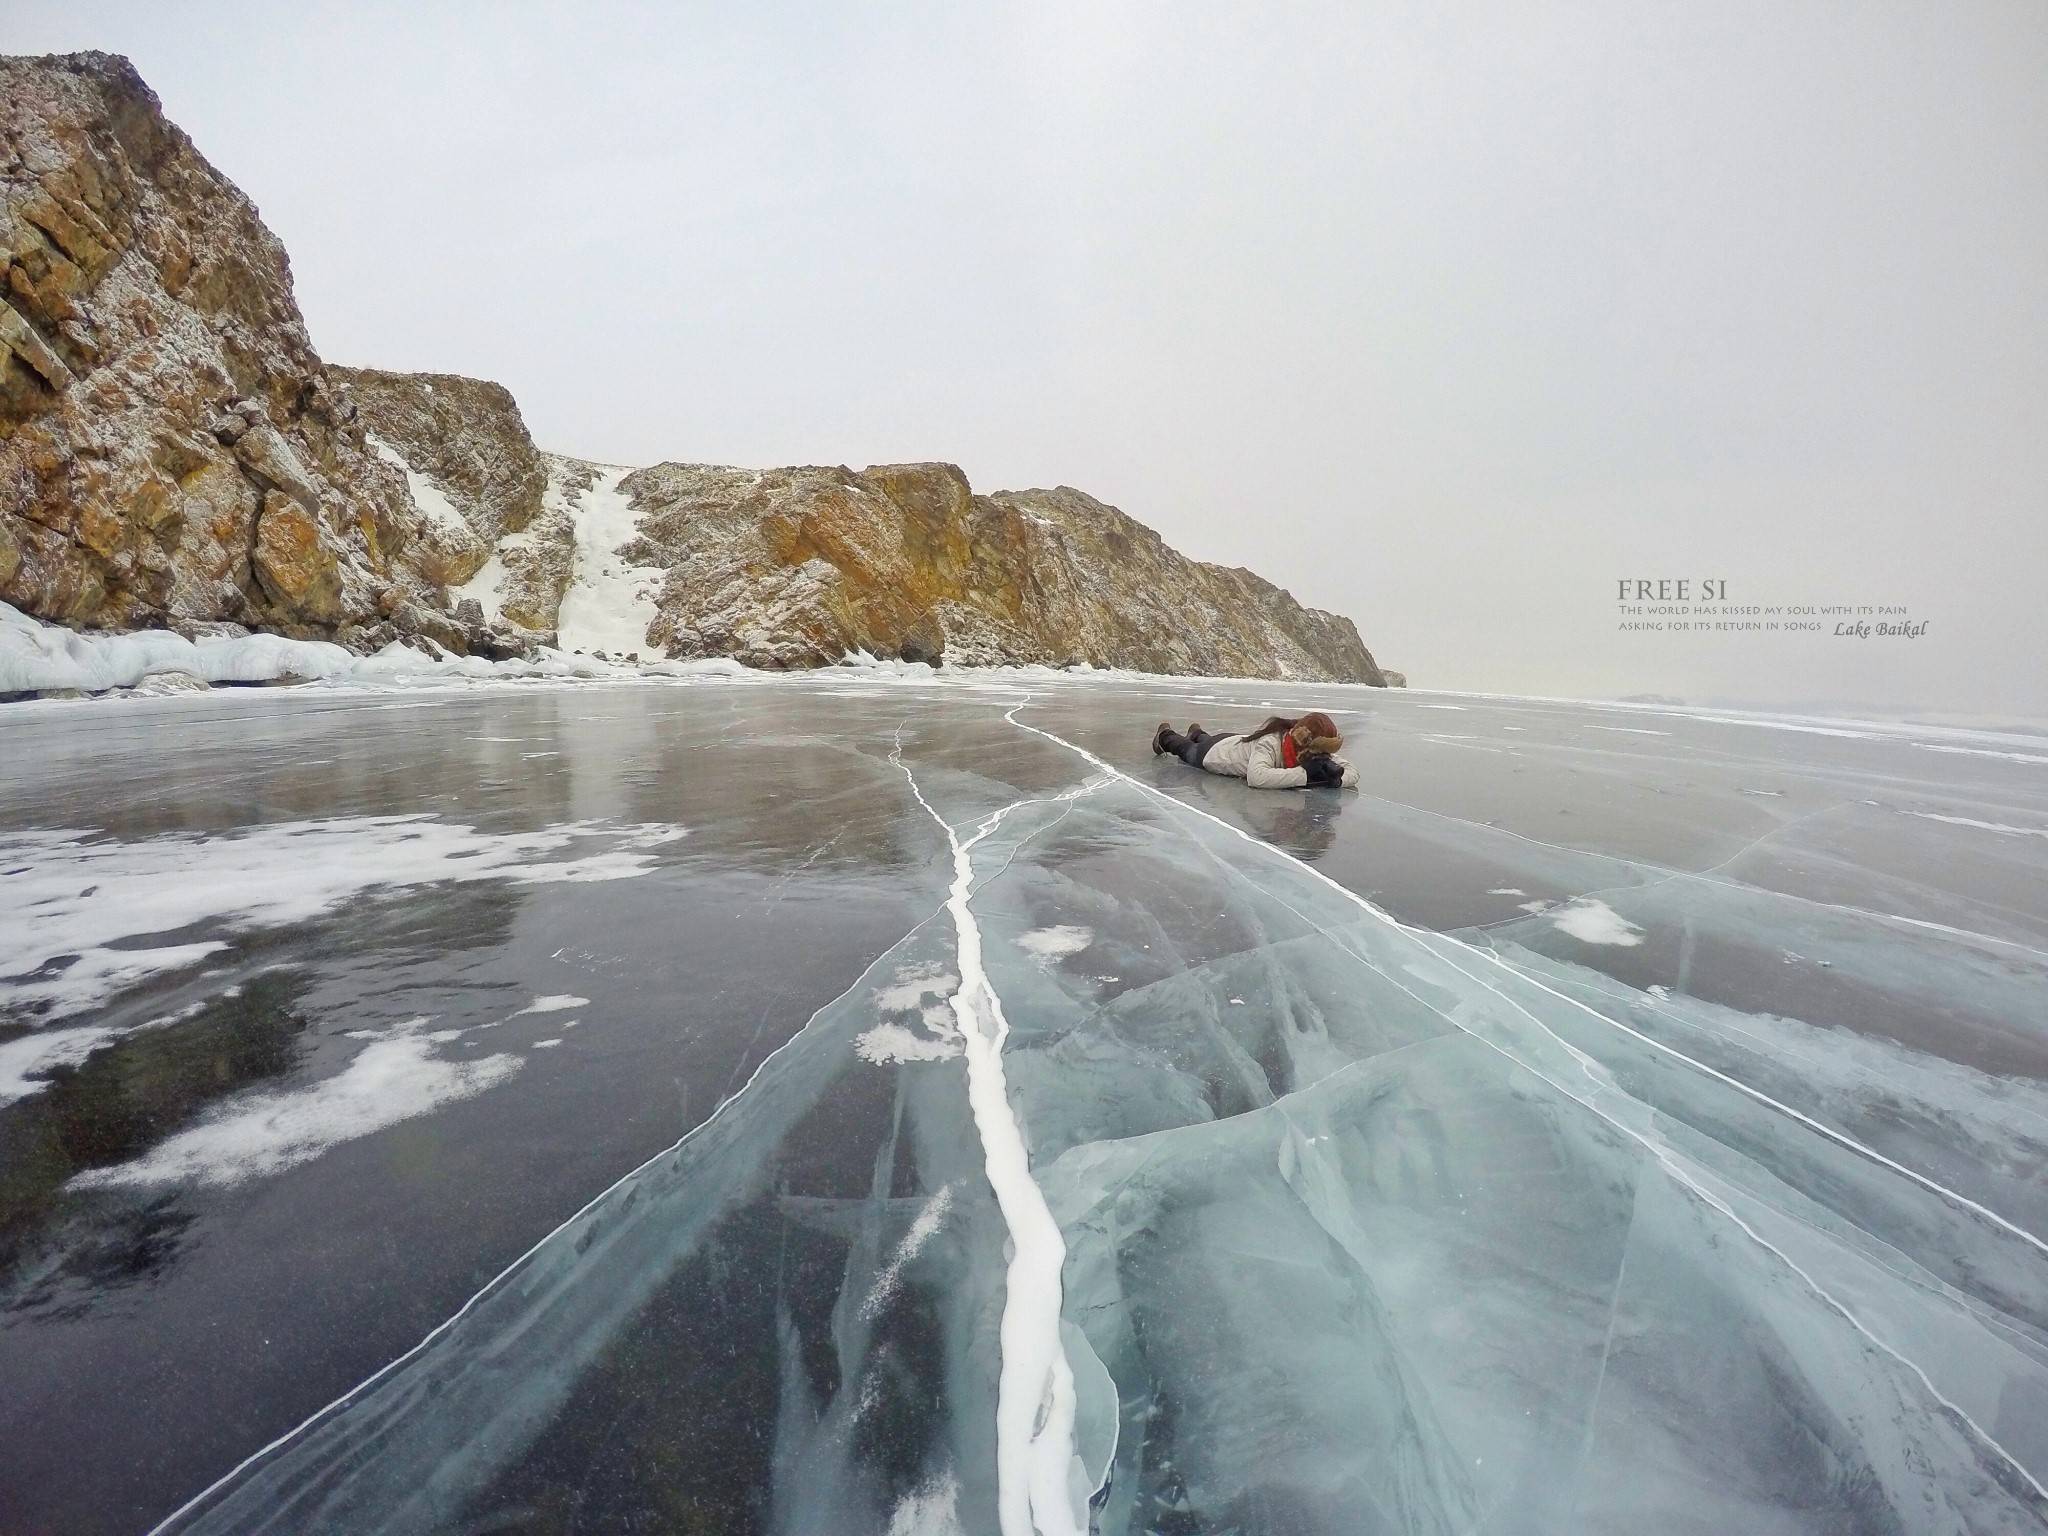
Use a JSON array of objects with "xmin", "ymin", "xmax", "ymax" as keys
[{"xmin": 1243, "ymin": 715, "xmax": 1299, "ymax": 741}]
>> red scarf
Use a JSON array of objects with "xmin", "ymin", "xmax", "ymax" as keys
[{"xmin": 1281, "ymin": 735, "xmax": 1299, "ymax": 769}]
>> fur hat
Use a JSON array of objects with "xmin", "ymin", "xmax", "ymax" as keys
[{"xmin": 1296, "ymin": 711, "xmax": 1343, "ymax": 754}]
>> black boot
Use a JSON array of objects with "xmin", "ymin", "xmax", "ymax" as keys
[{"xmin": 1153, "ymin": 722, "xmax": 1175, "ymax": 756}]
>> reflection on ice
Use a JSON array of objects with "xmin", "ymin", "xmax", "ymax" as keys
[{"xmin": 139, "ymin": 704, "xmax": 2048, "ymax": 1535}]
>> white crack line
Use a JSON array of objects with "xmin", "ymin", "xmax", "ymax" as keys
[{"xmin": 890, "ymin": 729, "xmax": 1103, "ymax": 1536}]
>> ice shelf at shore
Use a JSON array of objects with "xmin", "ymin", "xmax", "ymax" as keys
[{"xmin": 0, "ymin": 600, "xmax": 769, "ymax": 696}]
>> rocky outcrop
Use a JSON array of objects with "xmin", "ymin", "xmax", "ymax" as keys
[
  {"xmin": 618, "ymin": 461, "xmax": 1385, "ymax": 682},
  {"xmin": 330, "ymin": 365, "xmax": 569, "ymax": 646},
  {"xmin": 2, "ymin": 51, "xmax": 1389, "ymax": 684},
  {"xmin": 0, "ymin": 52, "xmax": 525, "ymax": 655},
  {"xmin": 330, "ymin": 367, "xmax": 547, "ymax": 551},
  {"xmin": 465, "ymin": 452, "xmax": 581, "ymax": 637}
]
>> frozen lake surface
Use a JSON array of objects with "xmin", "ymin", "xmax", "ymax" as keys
[{"xmin": 3, "ymin": 675, "xmax": 2047, "ymax": 1534}]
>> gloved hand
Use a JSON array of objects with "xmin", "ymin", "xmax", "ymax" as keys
[{"xmin": 1302, "ymin": 752, "xmax": 1343, "ymax": 788}]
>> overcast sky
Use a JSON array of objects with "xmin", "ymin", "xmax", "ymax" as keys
[{"xmin": 8, "ymin": 2, "xmax": 2045, "ymax": 716}]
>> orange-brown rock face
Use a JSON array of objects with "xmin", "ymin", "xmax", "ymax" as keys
[
  {"xmin": 621, "ymin": 461, "xmax": 1385, "ymax": 682},
  {"xmin": 0, "ymin": 53, "xmax": 490, "ymax": 648}
]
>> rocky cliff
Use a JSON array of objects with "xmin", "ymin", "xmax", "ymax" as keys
[
  {"xmin": 2, "ymin": 51, "xmax": 1388, "ymax": 685},
  {"xmin": 612, "ymin": 461, "xmax": 1384, "ymax": 681},
  {"xmin": 0, "ymin": 52, "xmax": 532, "ymax": 657}
]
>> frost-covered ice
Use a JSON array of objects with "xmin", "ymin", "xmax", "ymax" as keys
[
  {"xmin": 856, "ymin": 1020, "xmax": 963, "ymax": 1065},
  {"xmin": 0, "ymin": 1025, "xmax": 111, "ymax": 1105},
  {"xmin": 1908, "ymin": 810, "xmax": 2048, "ymax": 839}
]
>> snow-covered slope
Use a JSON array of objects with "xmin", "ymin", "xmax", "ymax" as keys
[{"xmin": 545, "ymin": 465, "xmax": 664, "ymax": 657}]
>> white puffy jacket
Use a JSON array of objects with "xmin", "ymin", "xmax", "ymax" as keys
[{"xmin": 1199, "ymin": 732, "xmax": 1359, "ymax": 790}]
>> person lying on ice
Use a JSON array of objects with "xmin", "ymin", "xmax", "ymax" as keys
[{"xmin": 1151, "ymin": 711, "xmax": 1359, "ymax": 789}]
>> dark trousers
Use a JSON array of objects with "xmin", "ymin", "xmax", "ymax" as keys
[{"xmin": 1159, "ymin": 726, "xmax": 1222, "ymax": 768}]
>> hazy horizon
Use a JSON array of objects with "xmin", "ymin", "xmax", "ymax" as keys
[{"xmin": 7, "ymin": 2, "xmax": 2044, "ymax": 716}]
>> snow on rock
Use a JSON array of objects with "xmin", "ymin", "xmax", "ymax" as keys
[
  {"xmin": 554, "ymin": 465, "xmax": 663, "ymax": 657},
  {"xmin": 366, "ymin": 432, "xmax": 489, "ymax": 586}
]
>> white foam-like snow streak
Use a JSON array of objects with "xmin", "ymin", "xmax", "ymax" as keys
[
  {"xmin": 890, "ymin": 737, "xmax": 1092, "ymax": 1536},
  {"xmin": 367, "ymin": 434, "xmax": 474, "ymax": 541}
]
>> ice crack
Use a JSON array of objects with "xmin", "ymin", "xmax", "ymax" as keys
[{"xmin": 890, "ymin": 733, "xmax": 1094, "ymax": 1536}]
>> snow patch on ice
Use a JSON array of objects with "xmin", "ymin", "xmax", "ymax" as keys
[
  {"xmin": 856, "ymin": 1021, "xmax": 962, "ymax": 1065},
  {"xmin": 860, "ymin": 964, "xmax": 965, "ymax": 1063},
  {"xmin": 1918, "ymin": 743, "xmax": 2048, "ymax": 766},
  {"xmin": 514, "ymin": 995, "xmax": 590, "ymax": 1015},
  {"xmin": 1488, "ymin": 888, "xmax": 1528, "ymax": 897},
  {"xmin": 0, "ymin": 1025, "xmax": 111, "ymax": 1105},
  {"xmin": 1550, "ymin": 897, "xmax": 1646, "ymax": 946},
  {"xmin": 0, "ymin": 819, "xmax": 682, "ymax": 1024},
  {"xmin": 1906, "ymin": 811, "xmax": 2048, "ymax": 839},
  {"xmin": 75, "ymin": 1035, "xmax": 521, "ymax": 1188},
  {"xmin": 1017, "ymin": 925, "xmax": 1092, "ymax": 961},
  {"xmin": 885, "ymin": 1472, "xmax": 966, "ymax": 1536},
  {"xmin": 872, "ymin": 964, "xmax": 958, "ymax": 1013}
]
